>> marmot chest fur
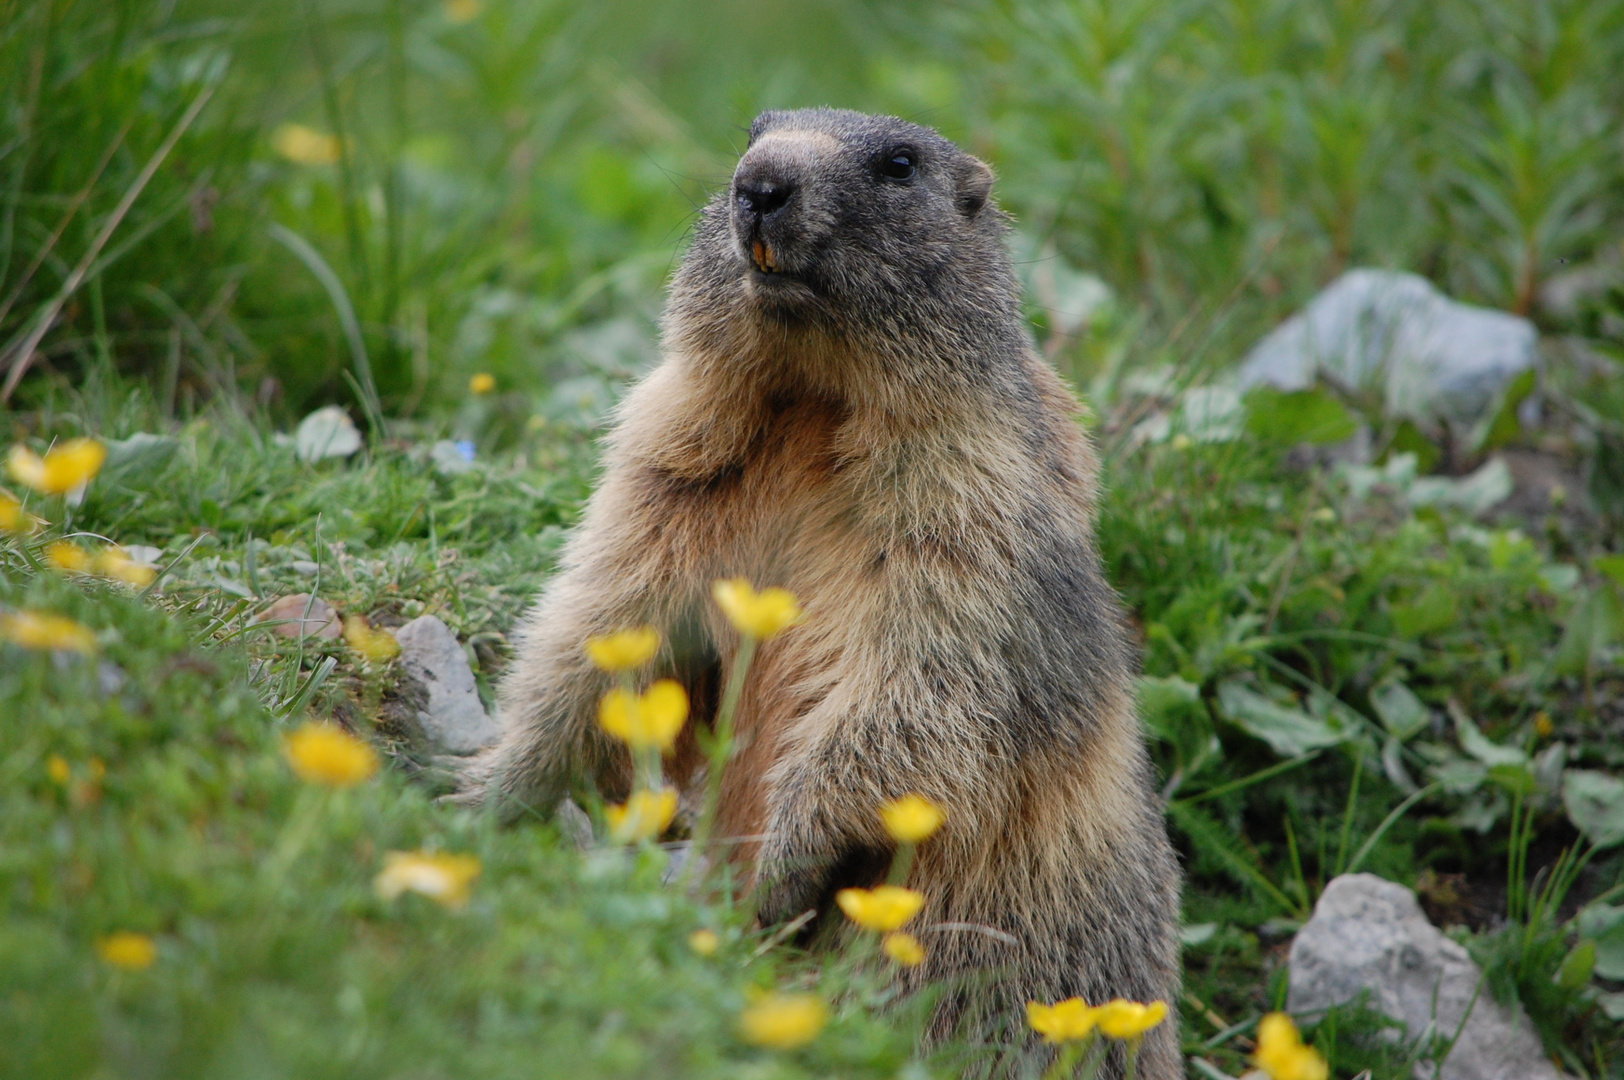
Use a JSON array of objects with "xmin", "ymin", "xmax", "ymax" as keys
[{"xmin": 470, "ymin": 108, "xmax": 1181, "ymax": 1076}]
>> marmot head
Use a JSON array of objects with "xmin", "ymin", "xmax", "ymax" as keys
[{"xmin": 668, "ymin": 109, "xmax": 1024, "ymax": 385}]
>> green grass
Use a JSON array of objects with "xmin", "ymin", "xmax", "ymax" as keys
[{"xmin": 5, "ymin": 0, "xmax": 1624, "ymax": 1076}]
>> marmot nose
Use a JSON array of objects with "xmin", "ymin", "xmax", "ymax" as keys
[{"xmin": 735, "ymin": 178, "xmax": 794, "ymax": 220}]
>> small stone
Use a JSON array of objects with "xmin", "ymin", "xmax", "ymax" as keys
[
  {"xmin": 256, "ymin": 594, "xmax": 341, "ymax": 640},
  {"xmin": 556, "ymin": 798, "xmax": 594, "ymax": 851},
  {"xmin": 386, "ymin": 615, "xmax": 500, "ymax": 755},
  {"xmin": 1289, "ymin": 873, "xmax": 1570, "ymax": 1080}
]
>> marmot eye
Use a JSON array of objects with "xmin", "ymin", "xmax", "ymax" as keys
[{"xmin": 879, "ymin": 150, "xmax": 916, "ymax": 181}]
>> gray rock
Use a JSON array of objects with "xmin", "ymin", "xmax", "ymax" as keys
[
  {"xmin": 1289, "ymin": 873, "xmax": 1567, "ymax": 1080},
  {"xmin": 1239, "ymin": 269, "xmax": 1537, "ymax": 427},
  {"xmin": 389, "ymin": 615, "xmax": 500, "ymax": 754}
]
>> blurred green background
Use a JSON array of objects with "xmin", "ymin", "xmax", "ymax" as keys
[{"xmin": 5, "ymin": 0, "xmax": 1620, "ymax": 423}]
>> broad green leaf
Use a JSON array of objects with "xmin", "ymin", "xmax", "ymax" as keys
[
  {"xmin": 1454, "ymin": 710, "xmax": 1526, "ymax": 768},
  {"xmin": 1554, "ymin": 939, "xmax": 1597, "ymax": 990},
  {"xmin": 1578, "ymin": 904, "xmax": 1624, "ymax": 980},
  {"xmin": 1553, "ymin": 590, "xmax": 1623, "ymax": 678},
  {"xmin": 1137, "ymin": 674, "xmax": 1201, "ymax": 737},
  {"xmin": 1244, "ymin": 386, "xmax": 1359, "ymax": 446},
  {"xmin": 1217, "ymin": 681, "xmax": 1351, "ymax": 757},
  {"xmin": 1390, "ymin": 582, "xmax": 1459, "ymax": 638},
  {"xmin": 1470, "ymin": 368, "xmax": 1536, "ymax": 454},
  {"xmin": 1564, "ymin": 770, "xmax": 1624, "ymax": 849},
  {"xmin": 1595, "ymin": 554, "xmax": 1624, "ymax": 592},
  {"xmin": 1383, "ymin": 419, "xmax": 1441, "ymax": 475},
  {"xmin": 1370, "ymin": 678, "xmax": 1428, "ymax": 740}
]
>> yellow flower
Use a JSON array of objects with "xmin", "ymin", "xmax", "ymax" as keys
[
  {"xmin": 1534, "ymin": 711, "xmax": 1553, "ymax": 738},
  {"xmin": 272, "ymin": 123, "xmax": 341, "ymax": 165},
  {"xmin": 468, "ymin": 372, "xmax": 496, "ymax": 395},
  {"xmin": 880, "ymin": 793, "xmax": 945, "ymax": 843},
  {"xmin": 1027, "ymin": 998, "xmax": 1099, "ymax": 1044},
  {"xmin": 47, "ymin": 754, "xmax": 71, "ymax": 785},
  {"xmin": 737, "ymin": 992, "xmax": 827, "ymax": 1049},
  {"xmin": 882, "ymin": 931, "xmax": 926, "ymax": 966},
  {"xmin": 283, "ymin": 723, "xmax": 379, "ymax": 787},
  {"xmin": 1253, "ymin": 1012, "xmax": 1328, "ymax": 1080},
  {"xmin": 597, "ymin": 679, "xmax": 688, "ymax": 751},
  {"xmin": 712, "ymin": 578, "xmax": 803, "ymax": 640},
  {"xmin": 343, "ymin": 616, "xmax": 401, "ymax": 663},
  {"xmin": 1093, "ymin": 998, "xmax": 1169, "ymax": 1039},
  {"xmin": 95, "ymin": 546, "xmax": 157, "ymax": 587},
  {"xmin": 374, "ymin": 850, "xmax": 482, "ymax": 909},
  {"xmin": 834, "ymin": 885, "xmax": 926, "ymax": 932},
  {"xmin": 46, "ymin": 540, "xmax": 93, "ymax": 573},
  {"xmin": 688, "ymin": 928, "xmax": 720, "ymax": 956},
  {"xmin": 0, "ymin": 491, "xmax": 43, "ymax": 533},
  {"xmin": 605, "ymin": 787, "xmax": 679, "ymax": 843},
  {"xmin": 1, "ymin": 610, "xmax": 97, "ymax": 653},
  {"xmin": 97, "ymin": 931, "xmax": 157, "ymax": 970},
  {"xmin": 585, "ymin": 626, "xmax": 660, "ymax": 672},
  {"xmin": 443, "ymin": 0, "xmax": 483, "ymax": 23},
  {"xmin": 7, "ymin": 438, "xmax": 105, "ymax": 495}
]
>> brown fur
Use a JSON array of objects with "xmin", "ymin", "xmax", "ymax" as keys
[{"xmin": 461, "ymin": 109, "xmax": 1182, "ymax": 1077}]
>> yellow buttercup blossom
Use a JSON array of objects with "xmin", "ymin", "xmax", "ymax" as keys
[
  {"xmin": 737, "ymin": 992, "xmax": 827, "ymax": 1049},
  {"xmin": 1253, "ymin": 1012, "xmax": 1328, "ymax": 1080},
  {"xmin": 0, "ymin": 491, "xmax": 43, "ymax": 532},
  {"xmin": 374, "ymin": 850, "xmax": 482, "ymax": 909},
  {"xmin": 1093, "ymin": 998, "xmax": 1169, "ymax": 1039},
  {"xmin": 880, "ymin": 793, "xmax": 945, "ymax": 843},
  {"xmin": 272, "ymin": 123, "xmax": 341, "ymax": 166},
  {"xmin": 7, "ymin": 438, "xmax": 105, "ymax": 495},
  {"xmin": 468, "ymin": 372, "xmax": 496, "ymax": 395},
  {"xmin": 1, "ymin": 611, "xmax": 97, "ymax": 653},
  {"xmin": 46, "ymin": 540, "xmax": 93, "ymax": 573},
  {"xmin": 343, "ymin": 616, "xmax": 401, "ymax": 663},
  {"xmin": 585, "ymin": 626, "xmax": 660, "ymax": 671},
  {"xmin": 712, "ymin": 578, "xmax": 803, "ymax": 640},
  {"xmin": 1534, "ymin": 711, "xmax": 1553, "ymax": 738},
  {"xmin": 283, "ymin": 723, "xmax": 379, "ymax": 787},
  {"xmin": 882, "ymin": 931, "xmax": 926, "ymax": 966},
  {"xmin": 605, "ymin": 787, "xmax": 679, "ymax": 842},
  {"xmin": 834, "ymin": 885, "xmax": 926, "ymax": 932},
  {"xmin": 1027, "ymin": 998, "xmax": 1099, "ymax": 1044},
  {"xmin": 688, "ymin": 928, "xmax": 720, "ymax": 956},
  {"xmin": 47, "ymin": 754, "xmax": 71, "ymax": 785},
  {"xmin": 95, "ymin": 546, "xmax": 158, "ymax": 587},
  {"xmin": 597, "ymin": 679, "xmax": 688, "ymax": 751},
  {"xmin": 97, "ymin": 931, "xmax": 157, "ymax": 970}
]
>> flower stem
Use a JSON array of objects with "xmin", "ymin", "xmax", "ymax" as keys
[{"xmin": 692, "ymin": 633, "xmax": 757, "ymax": 865}]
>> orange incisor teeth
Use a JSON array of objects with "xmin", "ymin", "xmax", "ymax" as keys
[{"xmin": 752, "ymin": 240, "xmax": 778, "ymax": 272}]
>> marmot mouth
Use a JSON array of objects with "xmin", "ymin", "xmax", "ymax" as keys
[{"xmin": 751, "ymin": 239, "xmax": 781, "ymax": 274}]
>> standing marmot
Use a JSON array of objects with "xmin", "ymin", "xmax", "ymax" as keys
[{"xmin": 464, "ymin": 108, "xmax": 1181, "ymax": 1075}]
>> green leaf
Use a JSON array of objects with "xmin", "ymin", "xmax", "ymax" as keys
[
  {"xmin": 1563, "ymin": 770, "xmax": 1624, "ymax": 849},
  {"xmin": 1552, "ymin": 590, "xmax": 1622, "ymax": 678},
  {"xmin": 1137, "ymin": 674, "xmax": 1202, "ymax": 737},
  {"xmin": 1554, "ymin": 939, "xmax": 1596, "ymax": 990},
  {"xmin": 1217, "ymin": 681, "xmax": 1352, "ymax": 757},
  {"xmin": 1577, "ymin": 904, "xmax": 1624, "ymax": 980},
  {"xmin": 1383, "ymin": 418, "xmax": 1441, "ymax": 474},
  {"xmin": 1390, "ymin": 582, "xmax": 1459, "ymax": 639},
  {"xmin": 1243, "ymin": 386, "xmax": 1359, "ymax": 446},
  {"xmin": 1454, "ymin": 709, "xmax": 1527, "ymax": 768},
  {"xmin": 1370, "ymin": 677, "xmax": 1428, "ymax": 740},
  {"xmin": 1594, "ymin": 554, "xmax": 1624, "ymax": 592},
  {"xmin": 1470, "ymin": 368, "xmax": 1536, "ymax": 454}
]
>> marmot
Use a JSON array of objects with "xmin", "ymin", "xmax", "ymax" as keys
[{"xmin": 464, "ymin": 108, "xmax": 1181, "ymax": 1075}]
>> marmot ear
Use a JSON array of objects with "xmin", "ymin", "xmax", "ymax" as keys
[{"xmin": 956, "ymin": 156, "xmax": 994, "ymax": 218}]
